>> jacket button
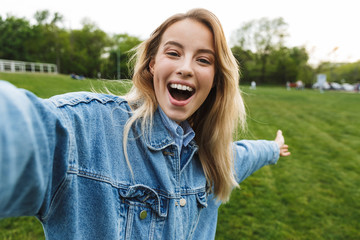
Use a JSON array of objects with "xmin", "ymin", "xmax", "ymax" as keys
[
  {"xmin": 180, "ymin": 198, "xmax": 186, "ymax": 207},
  {"xmin": 139, "ymin": 210, "xmax": 147, "ymax": 220}
]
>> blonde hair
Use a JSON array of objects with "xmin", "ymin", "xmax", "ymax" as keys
[{"xmin": 124, "ymin": 8, "xmax": 246, "ymax": 202}]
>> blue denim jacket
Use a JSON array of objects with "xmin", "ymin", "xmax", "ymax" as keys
[{"xmin": 0, "ymin": 81, "xmax": 280, "ymax": 239}]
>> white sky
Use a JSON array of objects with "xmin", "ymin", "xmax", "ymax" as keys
[{"xmin": 1, "ymin": 0, "xmax": 359, "ymax": 66}]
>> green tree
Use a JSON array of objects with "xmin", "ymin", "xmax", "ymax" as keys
[
  {"xmin": 231, "ymin": 45, "xmax": 255, "ymax": 84},
  {"xmin": 317, "ymin": 61, "xmax": 360, "ymax": 84},
  {"xmin": 102, "ymin": 34, "xmax": 142, "ymax": 79},
  {"xmin": 232, "ymin": 17, "xmax": 288, "ymax": 84},
  {"xmin": 0, "ymin": 15, "xmax": 33, "ymax": 61},
  {"xmin": 27, "ymin": 10, "xmax": 66, "ymax": 71},
  {"xmin": 268, "ymin": 46, "xmax": 314, "ymax": 85},
  {"xmin": 66, "ymin": 20, "xmax": 109, "ymax": 77}
]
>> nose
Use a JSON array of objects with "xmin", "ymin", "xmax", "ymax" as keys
[{"xmin": 176, "ymin": 58, "xmax": 193, "ymax": 78}]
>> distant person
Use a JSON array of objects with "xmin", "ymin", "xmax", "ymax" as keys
[
  {"xmin": 0, "ymin": 9, "xmax": 290, "ymax": 239},
  {"xmin": 250, "ymin": 80, "xmax": 256, "ymax": 89},
  {"xmin": 296, "ymin": 80, "xmax": 304, "ymax": 90},
  {"xmin": 286, "ymin": 81, "xmax": 291, "ymax": 90},
  {"xmin": 70, "ymin": 73, "xmax": 85, "ymax": 80}
]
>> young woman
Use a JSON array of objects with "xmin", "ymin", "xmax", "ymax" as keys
[{"xmin": 0, "ymin": 8, "xmax": 290, "ymax": 239}]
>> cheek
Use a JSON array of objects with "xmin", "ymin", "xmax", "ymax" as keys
[
  {"xmin": 199, "ymin": 69, "xmax": 215, "ymax": 91},
  {"xmin": 153, "ymin": 57, "xmax": 174, "ymax": 76}
]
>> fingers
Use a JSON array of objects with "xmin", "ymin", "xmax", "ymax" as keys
[
  {"xmin": 280, "ymin": 144, "xmax": 291, "ymax": 157},
  {"xmin": 275, "ymin": 130, "xmax": 291, "ymax": 157},
  {"xmin": 281, "ymin": 151, "xmax": 291, "ymax": 157}
]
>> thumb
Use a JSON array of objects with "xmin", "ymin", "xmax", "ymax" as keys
[{"xmin": 275, "ymin": 130, "xmax": 284, "ymax": 147}]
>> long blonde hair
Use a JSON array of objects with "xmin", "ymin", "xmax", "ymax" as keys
[{"xmin": 124, "ymin": 8, "xmax": 246, "ymax": 202}]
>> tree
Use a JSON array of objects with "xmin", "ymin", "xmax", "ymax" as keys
[
  {"xmin": 34, "ymin": 10, "xmax": 50, "ymax": 25},
  {"xmin": 28, "ymin": 10, "xmax": 65, "ymax": 71},
  {"xmin": 101, "ymin": 34, "xmax": 142, "ymax": 79},
  {"xmin": 231, "ymin": 45, "xmax": 256, "ymax": 84},
  {"xmin": 66, "ymin": 20, "xmax": 109, "ymax": 77},
  {"xmin": 317, "ymin": 61, "xmax": 360, "ymax": 84},
  {"xmin": 268, "ymin": 46, "xmax": 314, "ymax": 85},
  {"xmin": 0, "ymin": 15, "xmax": 33, "ymax": 61},
  {"xmin": 232, "ymin": 17, "xmax": 288, "ymax": 83}
]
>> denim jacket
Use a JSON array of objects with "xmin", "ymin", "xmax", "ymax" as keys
[{"xmin": 0, "ymin": 80, "xmax": 280, "ymax": 240}]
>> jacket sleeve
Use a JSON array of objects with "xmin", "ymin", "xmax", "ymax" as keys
[
  {"xmin": 0, "ymin": 80, "xmax": 69, "ymax": 218},
  {"xmin": 233, "ymin": 140, "xmax": 280, "ymax": 183}
]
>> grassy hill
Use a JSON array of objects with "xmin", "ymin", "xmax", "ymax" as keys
[
  {"xmin": 0, "ymin": 72, "xmax": 359, "ymax": 239},
  {"xmin": 0, "ymin": 72, "xmax": 131, "ymax": 98}
]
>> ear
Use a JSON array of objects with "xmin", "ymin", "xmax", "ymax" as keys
[{"xmin": 149, "ymin": 58, "xmax": 155, "ymax": 75}]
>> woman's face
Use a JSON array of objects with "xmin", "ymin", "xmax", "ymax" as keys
[{"xmin": 149, "ymin": 19, "xmax": 215, "ymax": 123}]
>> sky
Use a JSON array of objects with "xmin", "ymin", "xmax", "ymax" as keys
[{"xmin": 1, "ymin": 0, "xmax": 359, "ymax": 66}]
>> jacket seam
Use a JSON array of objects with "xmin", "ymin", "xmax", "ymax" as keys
[
  {"xmin": 67, "ymin": 167, "xmax": 207, "ymax": 198},
  {"xmin": 39, "ymin": 173, "xmax": 71, "ymax": 222},
  {"xmin": 51, "ymin": 93, "xmax": 126, "ymax": 108}
]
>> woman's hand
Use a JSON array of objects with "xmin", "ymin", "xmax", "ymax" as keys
[{"xmin": 274, "ymin": 130, "xmax": 291, "ymax": 157}]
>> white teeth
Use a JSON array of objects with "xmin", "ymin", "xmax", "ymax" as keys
[{"xmin": 170, "ymin": 83, "xmax": 193, "ymax": 92}]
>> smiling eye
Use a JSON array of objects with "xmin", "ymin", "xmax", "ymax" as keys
[
  {"xmin": 166, "ymin": 51, "xmax": 180, "ymax": 57},
  {"xmin": 197, "ymin": 58, "xmax": 211, "ymax": 65}
]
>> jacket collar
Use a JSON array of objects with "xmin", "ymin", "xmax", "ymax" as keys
[{"xmin": 143, "ymin": 108, "xmax": 197, "ymax": 151}]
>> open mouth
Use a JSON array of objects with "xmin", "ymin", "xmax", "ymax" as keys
[{"xmin": 168, "ymin": 83, "xmax": 195, "ymax": 101}]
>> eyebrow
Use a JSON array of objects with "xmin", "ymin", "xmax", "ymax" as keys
[{"xmin": 164, "ymin": 41, "xmax": 215, "ymax": 56}]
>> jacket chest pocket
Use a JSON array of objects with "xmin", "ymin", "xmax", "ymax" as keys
[
  {"xmin": 118, "ymin": 185, "xmax": 169, "ymax": 240},
  {"xmin": 178, "ymin": 191, "xmax": 208, "ymax": 239}
]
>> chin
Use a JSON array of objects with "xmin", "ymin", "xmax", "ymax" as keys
[
  {"xmin": 166, "ymin": 111, "xmax": 189, "ymax": 123},
  {"xmin": 170, "ymin": 116, "xmax": 187, "ymax": 123}
]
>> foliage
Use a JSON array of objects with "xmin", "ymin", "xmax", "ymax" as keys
[
  {"xmin": 317, "ymin": 61, "xmax": 360, "ymax": 84},
  {"xmin": 25, "ymin": 10, "xmax": 66, "ymax": 72},
  {"xmin": 232, "ymin": 17, "xmax": 288, "ymax": 84},
  {"xmin": 0, "ymin": 11, "xmax": 140, "ymax": 79},
  {"xmin": 0, "ymin": 72, "xmax": 359, "ymax": 239},
  {"xmin": 66, "ymin": 22, "xmax": 109, "ymax": 77},
  {"xmin": 101, "ymin": 34, "xmax": 142, "ymax": 80},
  {"xmin": 232, "ymin": 45, "xmax": 314, "ymax": 85},
  {"xmin": 0, "ymin": 15, "xmax": 33, "ymax": 61},
  {"xmin": 269, "ymin": 46, "xmax": 315, "ymax": 85},
  {"xmin": 231, "ymin": 17, "xmax": 315, "ymax": 85},
  {"xmin": 0, "ymin": 11, "xmax": 358, "ymax": 84}
]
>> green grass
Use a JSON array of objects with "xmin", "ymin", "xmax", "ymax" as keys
[
  {"xmin": 0, "ymin": 72, "xmax": 131, "ymax": 98},
  {"xmin": 216, "ymin": 87, "xmax": 360, "ymax": 239},
  {"xmin": 0, "ymin": 72, "xmax": 359, "ymax": 239}
]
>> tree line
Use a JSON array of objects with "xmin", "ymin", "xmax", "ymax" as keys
[{"xmin": 1, "ymin": 10, "xmax": 359, "ymax": 85}]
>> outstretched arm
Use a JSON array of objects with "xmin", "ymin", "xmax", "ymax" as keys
[
  {"xmin": 233, "ymin": 130, "xmax": 290, "ymax": 184},
  {"xmin": 0, "ymin": 81, "xmax": 68, "ymax": 218},
  {"xmin": 274, "ymin": 130, "xmax": 291, "ymax": 157}
]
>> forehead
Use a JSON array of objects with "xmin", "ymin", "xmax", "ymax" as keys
[{"xmin": 160, "ymin": 19, "xmax": 214, "ymax": 50}]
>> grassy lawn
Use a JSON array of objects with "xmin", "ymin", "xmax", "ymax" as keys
[
  {"xmin": 0, "ymin": 72, "xmax": 359, "ymax": 239},
  {"xmin": 0, "ymin": 72, "xmax": 131, "ymax": 98},
  {"xmin": 217, "ymin": 87, "xmax": 360, "ymax": 239}
]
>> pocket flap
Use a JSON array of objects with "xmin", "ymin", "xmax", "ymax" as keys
[
  {"xmin": 196, "ymin": 191, "xmax": 208, "ymax": 208},
  {"xmin": 119, "ymin": 184, "xmax": 169, "ymax": 217}
]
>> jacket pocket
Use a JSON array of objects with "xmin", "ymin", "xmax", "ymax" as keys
[
  {"xmin": 186, "ymin": 191, "xmax": 208, "ymax": 238},
  {"xmin": 196, "ymin": 191, "xmax": 208, "ymax": 208},
  {"xmin": 118, "ymin": 184, "xmax": 169, "ymax": 240}
]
